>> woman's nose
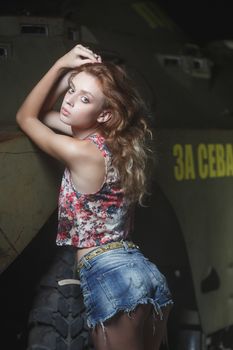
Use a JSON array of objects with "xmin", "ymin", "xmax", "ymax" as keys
[{"xmin": 66, "ymin": 97, "xmax": 74, "ymax": 107}]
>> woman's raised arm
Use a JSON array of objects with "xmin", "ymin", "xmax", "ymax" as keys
[
  {"xmin": 16, "ymin": 45, "xmax": 100, "ymax": 163},
  {"xmin": 39, "ymin": 70, "xmax": 74, "ymax": 135}
]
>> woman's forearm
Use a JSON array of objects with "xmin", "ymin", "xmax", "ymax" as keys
[
  {"xmin": 41, "ymin": 69, "xmax": 74, "ymax": 115},
  {"xmin": 16, "ymin": 44, "xmax": 100, "ymax": 128}
]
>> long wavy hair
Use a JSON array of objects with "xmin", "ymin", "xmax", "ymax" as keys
[{"xmin": 70, "ymin": 62, "xmax": 153, "ymax": 204}]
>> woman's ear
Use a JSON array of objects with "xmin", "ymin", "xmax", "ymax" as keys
[{"xmin": 97, "ymin": 110, "xmax": 112, "ymax": 123}]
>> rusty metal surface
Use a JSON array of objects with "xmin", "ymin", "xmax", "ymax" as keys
[
  {"xmin": 0, "ymin": 133, "xmax": 61, "ymax": 273},
  {"xmin": 155, "ymin": 129, "xmax": 233, "ymax": 334}
]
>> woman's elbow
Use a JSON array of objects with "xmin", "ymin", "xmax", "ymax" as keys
[
  {"xmin": 16, "ymin": 109, "xmax": 29, "ymax": 128},
  {"xmin": 16, "ymin": 111, "xmax": 30, "ymax": 133},
  {"xmin": 16, "ymin": 109, "xmax": 23, "ymax": 126}
]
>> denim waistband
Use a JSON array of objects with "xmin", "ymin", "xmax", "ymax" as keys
[{"xmin": 77, "ymin": 240, "xmax": 139, "ymax": 273}]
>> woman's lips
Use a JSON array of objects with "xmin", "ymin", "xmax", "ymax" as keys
[{"xmin": 61, "ymin": 107, "xmax": 70, "ymax": 116}]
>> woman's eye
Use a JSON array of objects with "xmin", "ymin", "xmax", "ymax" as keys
[
  {"xmin": 81, "ymin": 96, "xmax": 89, "ymax": 103},
  {"xmin": 68, "ymin": 88, "xmax": 75, "ymax": 93}
]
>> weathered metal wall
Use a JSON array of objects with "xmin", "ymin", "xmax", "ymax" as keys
[
  {"xmin": 155, "ymin": 129, "xmax": 233, "ymax": 334},
  {"xmin": 0, "ymin": 133, "xmax": 61, "ymax": 273}
]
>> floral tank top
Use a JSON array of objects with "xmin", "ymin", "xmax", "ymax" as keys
[{"xmin": 56, "ymin": 134, "xmax": 132, "ymax": 248}]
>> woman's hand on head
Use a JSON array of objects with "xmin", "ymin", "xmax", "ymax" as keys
[{"xmin": 57, "ymin": 44, "xmax": 102, "ymax": 70}]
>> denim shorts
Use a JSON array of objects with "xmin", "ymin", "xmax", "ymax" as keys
[{"xmin": 78, "ymin": 242, "xmax": 173, "ymax": 329}]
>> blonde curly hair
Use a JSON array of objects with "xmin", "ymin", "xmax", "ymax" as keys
[{"xmin": 70, "ymin": 62, "xmax": 153, "ymax": 204}]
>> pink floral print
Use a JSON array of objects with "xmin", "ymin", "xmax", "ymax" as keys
[{"xmin": 56, "ymin": 134, "xmax": 132, "ymax": 248}]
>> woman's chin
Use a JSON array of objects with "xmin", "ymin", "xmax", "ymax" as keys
[{"xmin": 60, "ymin": 113, "xmax": 70, "ymax": 125}]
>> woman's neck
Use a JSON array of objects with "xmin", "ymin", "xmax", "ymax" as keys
[{"xmin": 72, "ymin": 126, "xmax": 101, "ymax": 140}]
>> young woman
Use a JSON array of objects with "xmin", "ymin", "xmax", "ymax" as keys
[{"xmin": 16, "ymin": 44, "xmax": 173, "ymax": 350}]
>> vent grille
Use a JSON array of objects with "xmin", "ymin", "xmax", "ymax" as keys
[{"xmin": 20, "ymin": 24, "xmax": 48, "ymax": 36}]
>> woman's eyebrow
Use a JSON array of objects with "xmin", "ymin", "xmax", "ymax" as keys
[
  {"xmin": 69, "ymin": 81, "xmax": 95, "ymax": 98},
  {"xmin": 79, "ymin": 89, "xmax": 95, "ymax": 98},
  {"xmin": 69, "ymin": 81, "xmax": 75, "ymax": 90}
]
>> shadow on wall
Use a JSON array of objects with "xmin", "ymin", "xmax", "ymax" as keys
[
  {"xmin": 0, "ymin": 211, "xmax": 59, "ymax": 350},
  {"xmin": 133, "ymin": 180, "xmax": 197, "ymax": 344}
]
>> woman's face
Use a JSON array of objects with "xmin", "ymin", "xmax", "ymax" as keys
[{"xmin": 60, "ymin": 72, "xmax": 106, "ymax": 131}]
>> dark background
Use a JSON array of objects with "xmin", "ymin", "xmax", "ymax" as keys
[
  {"xmin": 157, "ymin": 0, "xmax": 233, "ymax": 43},
  {"xmin": 1, "ymin": 0, "xmax": 233, "ymax": 43}
]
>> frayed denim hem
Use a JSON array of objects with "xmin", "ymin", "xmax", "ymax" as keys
[{"xmin": 87, "ymin": 297, "xmax": 174, "ymax": 338}]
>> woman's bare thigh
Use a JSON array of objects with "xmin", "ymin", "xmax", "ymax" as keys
[
  {"xmin": 143, "ymin": 304, "xmax": 172, "ymax": 350},
  {"xmin": 91, "ymin": 304, "xmax": 152, "ymax": 350}
]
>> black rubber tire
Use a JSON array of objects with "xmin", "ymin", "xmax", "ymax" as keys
[{"xmin": 26, "ymin": 246, "xmax": 94, "ymax": 350}]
